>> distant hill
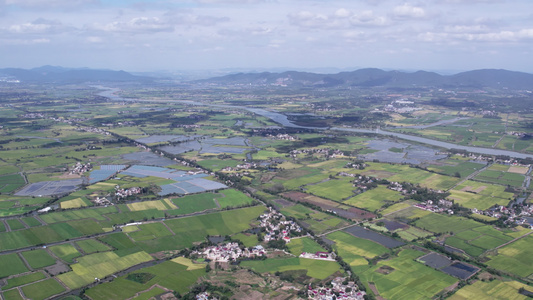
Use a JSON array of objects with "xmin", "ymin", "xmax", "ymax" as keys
[
  {"xmin": 0, "ymin": 66, "xmax": 152, "ymax": 84},
  {"xmin": 194, "ymin": 68, "xmax": 533, "ymax": 90}
]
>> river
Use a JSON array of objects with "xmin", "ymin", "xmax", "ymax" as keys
[{"xmin": 96, "ymin": 87, "xmax": 533, "ymax": 160}]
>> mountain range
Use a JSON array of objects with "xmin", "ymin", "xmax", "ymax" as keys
[
  {"xmin": 1, "ymin": 66, "xmax": 533, "ymax": 90},
  {"xmin": 0, "ymin": 66, "xmax": 152, "ymax": 84},
  {"xmin": 195, "ymin": 68, "xmax": 533, "ymax": 90}
]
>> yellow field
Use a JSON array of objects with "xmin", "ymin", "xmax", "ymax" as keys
[
  {"xmin": 276, "ymin": 161, "xmax": 303, "ymax": 169},
  {"xmin": 381, "ymin": 201, "xmax": 412, "ymax": 215},
  {"xmin": 171, "ymin": 257, "xmax": 205, "ymax": 270},
  {"xmin": 60, "ymin": 198, "xmax": 88, "ymax": 209},
  {"xmin": 508, "ymin": 166, "xmax": 528, "ymax": 174},
  {"xmin": 122, "ymin": 225, "xmax": 139, "ymax": 233},
  {"xmin": 127, "ymin": 200, "xmax": 167, "ymax": 211},
  {"xmin": 163, "ymin": 198, "xmax": 178, "ymax": 209},
  {"xmin": 449, "ymin": 280, "xmax": 529, "ymax": 300}
]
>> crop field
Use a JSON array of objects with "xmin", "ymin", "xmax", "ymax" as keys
[
  {"xmin": 426, "ymin": 160, "xmax": 486, "ymax": 178},
  {"xmin": 344, "ymin": 186, "xmax": 403, "ymax": 212},
  {"xmin": 40, "ymin": 206, "xmax": 116, "ymax": 223},
  {"xmin": 127, "ymin": 199, "xmax": 170, "ymax": 211},
  {"xmin": 449, "ymin": 279, "xmax": 530, "ymax": 300},
  {"xmin": 58, "ymin": 251, "xmax": 154, "ymax": 289},
  {"xmin": 20, "ymin": 278, "xmax": 66, "ymax": 300},
  {"xmin": 60, "ymin": 197, "xmax": 89, "ymax": 209},
  {"xmin": 49, "ymin": 243, "xmax": 82, "ymax": 263},
  {"xmin": 2, "ymin": 272, "xmax": 46, "ymax": 290},
  {"xmin": 232, "ymin": 233, "xmax": 259, "ymax": 247},
  {"xmin": 85, "ymin": 259, "xmax": 205, "ymax": 300},
  {"xmin": 415, "ymin": 213, "xmax": 483, "ymax": 234},
  {"xmin": 76, "ymin": 239, "xmax": 113, "ymax": 254},
  {"xmin": 218, "ymin": 189, "xmax": 256, "ymax": 208},
  {"xmin": 450, "ymin": 180, "xmax": 514, "ymax": 208},
  {"xmin": 21, "ymin": 216, "xmax": 42, "ymax": 227},
  {"xmin": 21, "ymin": 249, "xmax": 57, "ymax": 269},
  {"xmin": 327, "ymin": 231, "xmax": 388, "ymax": 266},
  {"xmin": 486, "ymin": 235, "xmax": 533, "ymax": 278},
  {"xmin": 6, "ymin": 218, "xmax": 26, "ymax": 231},
  {"xmin": 0, "ymin": 253, "xmax": 28, "ymax": 278},
  {"xmin": 128, "ymin": 222, "xmax": 173, "ymax": 242},
  {"xmin": 475, "ymin": 169, "xmax": 525, "ymax": 187},
  {"xmin": 0, "ymin": 174, "xmax": 25, "ymax": 194},
  {"xmin": 287, "ymin": 237, "xmax": 326, "ymax": 256},
  {"xmin": 241, "ymin": 257, "xmax": 342, "ymax": 280},
  {"xmin": 305, "ymin": 177, "xmax": 355, "ymax": 201},
  {"xmin": 171, "ymin": 193, "xmax": 220, "ymax": 214},
  {"xmin": 360, "ymin": 249, "xmax": 457, "ymax": 300}
]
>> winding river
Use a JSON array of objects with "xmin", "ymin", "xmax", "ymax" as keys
[{"xmin": 97, "ymin": 87, "xmax": 533, "ymax": 160}]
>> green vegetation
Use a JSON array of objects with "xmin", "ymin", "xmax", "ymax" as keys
[
  {"xmin": 21, "ymin": 249, "xmax": 57, "ymax": 269},
  {"xmin": 241, "ymin": 257, "xmax": 342, "ymax": 280},
  {"xmin": 21, "ymin": 278, "xmax": 66, "ymax": 300},
  {"xmin": 287, "ymin": 237, "xmax": 326, "ymax": 256},
  {"xmin": 0, "ymin": 253, "xmax": 29, "ymax": 278},
  {"xmin": 2, "ymin": 272, "xmax": 47, "ymax": 290},
  {"xmin": 49, "ymin": 243, "xmax": 82, "ymax": 263},
  {"xmin": 76, "ymin": 239, "xmax": 113, "ymax": 254}
]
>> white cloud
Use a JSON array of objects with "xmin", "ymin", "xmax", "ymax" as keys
[
  {"xmin": 350, "ymin": 10, "xmax": 389, "ymax": 26},
  {"xmin": 392, "ymin": 4, "xmax": 426, "ymax": 19},
  {"xmin": 89, "ymin": 17, "xmax": 174, "ymax": 34},
  {"xmin": 6, "ymin": 18, "xmax": 71, "ymax": 34}
]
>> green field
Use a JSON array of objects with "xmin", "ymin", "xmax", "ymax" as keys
[
  {"xmin": 76, "ymin": 239, "xmax": 113, "ymax": 254},
  {"xmin": 306, "ymin": 177, "xmax": 355, "ymax": 201},
  {"xmin": 2, "ymin": 272, "xmax": 47, "ymax": 290},
  {"xmin": 218, "ymin": 189, "xmax": 256, "ymax": 208},
  {"xmin": 21, "ymin": 249, "xmax": 57, "ymax": 269},
  {"xmin": 128, "ymin": 222, "xmax": 173, "ymax": 242},
  {"xmin": 241, "ymin": 257, "xmax": 342, "ymax": 280},
  {"xmin": 49, "ymin": 243, "xmax": 82, "ymax": 263},
  {"xmin": 287, "ymin": 237, "xmax": 326, "ymax": 256},
  {"xmin": 21, "ymin": 278, "xmax": 66, "ymax": 300},
  {"xmin": 0, "ymin": 253, "xmax": 29, "ymax": 278},
  {"xmin": 6, "ymin": 218, "xmax": 26, "ymax": 231},
  {"xmin": 427, "ymin": 160, "xmax": 486, "ymax": 178},
  {"xmin": 98, "ymin": 233, "xmax": 136, "ymax": 250},
  {"xmin": 344, "ymin": 186, "xmax": 403, "ymax": 212},
  {"xmin": 486, "ymin": 235, "xmax": 533, "ymax": 278},
  {"xmin": 326, "ymin": 231, "xmax": 388, "ymax": 272},
  {"xmin": 232, "ymin": 233, "xmax": 259, "ymax": 247},
  {"xmin": 58, "ymin": 251, "xmax": 154, "ymax": 289},
  {"xmin": 360, "ymin": 249, "xmax": 457, "ymax": 300},
  {"xmin": 85, "ymin": 259, "xmax": 206, "ymax": 300},
  {"xmin": 171, "ymin": 192, "xmax": 220, "ymax": 214},
  {"xmin": 21, "ymin": 216, "xmax": 42, "ymax": 227}
]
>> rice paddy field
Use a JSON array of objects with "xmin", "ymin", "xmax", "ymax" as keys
[
  {"xmin": 240, "ymin": 257, "xmax": 342, "ymax": 280},
  {"xmin": 21, "ymin": 249, "xmax": 57, "ymax": 269},
  {"xmin": 344, "ymin": 186, "xmax": 403, "ymax": 212},
  {"xmin": 84, "ymin": 258, "xmax": 206, "ymax": 300},
  {"xmin": 326, "ymin": 231, "xmax": 389, "ymax": 272},
  {"xmin": 449, "ymin": 279, "xmax": 530, "ymax": 300},
  {"xmin": 359, "ymin": 249, "xmax": 457, "ymax": 300},
  {"xmin": 486, "ymin": 235, "xmax": 533, "ymax": 278}
]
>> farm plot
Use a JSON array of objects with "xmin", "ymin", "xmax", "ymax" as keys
[
  {"xmin": 88, "ymin": 165, "xmax": 127, "ymax": 184},
  {"xmin": 1, "ymin": 272, "xmax": 46, "ymax": 290},
  {"xmin": 344, "ymin": 186, "xmax": 403, "ymax": 212},
  {"xmin": 426, "ymin": 160, "xmax": 486, "ymax": 178},
  {"xmin": 49, "ymin": 244, "xmax": 82, "ymax": 263},
  {"xmin": 84, "ymin": 258, "xmax": 206, "ymax": 300},
  {"xmin": 240, "ymin": 257, "xmax": 342, "ymax": 280},
  {"xmin": 343, "ymin": 226, "xmax": 405, "ymax": 249},
  {"xmin": 21, "ymin": 249, "xmax": 57, "ymax": 269},
  {"xmin": 360, "ymin": 249, "xmax": 457, "ymax": 300},
  {"xmin": 127, "ymin": 222, "xmax": 173, "ymax": 242},
  {"xmin": 486, "ymin": 235, "xmax": 533, "ymax": 278},
  {"xmin": 0, "ymin": 253, "xmax": 28, "ymax": 278},
  {"xmin": 170, "ymin": 193, "xmax": 219, "ymax": 214},
  {"xmin": 40, "ymin": 206, "xmax": 117, "ymax": 223},
  {"xmin": 305, "ymin": 177, "xmax": 356, "ymax": 201},
  {"xmin": 449, "ymin": 279, "xmax": 531, "ymax": 300},
  {"xmin": 57, "ymin": 251, "xmax": 154, "ymax": 289},
  {"xmin": 20, "ymin": 278, "xmax": 65, "ymax": 300},
  {"xmin": 287, "ymin": 237, "xmax": 327, "ymax": 256},
  {"xmin": 0, "ymin": 174, "xmax": 25, "ymax": 194},
  {"xmin": 418, "ymin": 253, "xmax": 479, "ymax": 279},
  {"xmin": 218, "ymin": 189, "xmax": 256, "ymax": 208},
  {"xmin": 475, "ymin": 169, "xmax": 525, "ymax": 188},
  {"xmin": 6, "ymin": 218, "xmax": 26, "ymax": 230},
  {"xmin": 326, "ymin": 231, "xmax": 388, "ymax": 271},
  {"xmin": 76, "ymin": 239, "xmax": 113, "ymax": 254},
  {"xmin": 15, "ymin": 178, "xmax": 84, "ymax": 197}
]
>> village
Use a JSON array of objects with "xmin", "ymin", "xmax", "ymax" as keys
[{"xmin": 307, "ymin": 277, "xmax": 366, "ymax": 300}]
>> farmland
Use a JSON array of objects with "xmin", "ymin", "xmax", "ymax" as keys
[{"xmin": 0, "ymin": 78, "xmax": 532, "ymax": 299}]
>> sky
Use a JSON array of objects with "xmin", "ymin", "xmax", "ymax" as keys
[{"xmin": 1, "ymin": 0, "xmax": 532, "ymax": 73}]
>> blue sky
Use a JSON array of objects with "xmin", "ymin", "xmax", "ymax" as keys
[{"xmin": 1, "ymin": 0, "xmax": 532, "ymax": 73}]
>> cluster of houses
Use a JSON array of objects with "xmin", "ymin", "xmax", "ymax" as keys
[
  {"xmin": 221, "ymin": 162, "xmax": 258, "ymax": 173},
  {"xmin": 290, "ymin": 148, "xmax": 345, "ymax": 159},
  {"xmin": 382, "ymin": 100, "xmax": 421, "ymax": 114},
  {"xmin": 195, "ymin": 242, "xmax": 265, "ymax": 262},
  {"xmin": 92, "ymin": 196, "xmax": 112, "ymax": 206},
  {"xmin": 69, "ymin": 162, "xmax": 92, "ymax": 175},
  {"xmin": 351, "ymin": 175, "xmax": 378, "ymax": 191},
  {"xmin": 267, "ymin": 133, "xmax": 298, "ymax": 141},
  {"xmin": 21, "ymin": 112, "xmax": 45, "ymax": 118},
  {"xmin": 344, "ymin": 162, "xmax": 368, "ymax": 170},
  {"xmin": 114, "ymin": 185, "xmax": 142, "ymax": 199},
  {"xmin": 387, "ymin": 181, "xmax": 417, "ymax": 195},
  {"xmin": 76, "ymin": 126, "xmax": 111, "ymax": 135},
  {"xmin": 472, "ymin": 204, "xmax": 533, "ymax": 228},
  {"xmin": 414, "ymin": 200, "xmax": 454, "ymax": 214},
  {"xmin": 299, "ymin": 251, "xmax": 336, "ymax": 261},
  {"xmin": 307, "ymin": 277, "xmax": 366, "ymax": 300},
  {"xmin": 260, "ymin": 207, "xmax": 303, "ymax": 243}
]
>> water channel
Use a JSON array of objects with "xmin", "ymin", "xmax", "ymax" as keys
[{"xmin": 97, "ymin": 87, "xmax": 533, "ymax": 160}]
